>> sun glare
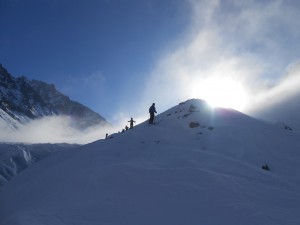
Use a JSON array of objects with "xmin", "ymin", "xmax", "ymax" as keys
[{"xmin": 195, "ymin": 77, "xmax": 248, "ymax": 111}]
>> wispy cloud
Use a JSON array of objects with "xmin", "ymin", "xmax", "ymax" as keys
[
  {"xmin": 247, "ymin": 60, "xmax": 300, "ymax": 129},
  {"xmin": 137, "ymin": 0, "xmax": 300, "ymax": 128},
  {"xmin": 3, "ymin": 0, "xmax": 300, "ymax": 144},
  {"xmin": 0, "ymin": 116, "xmax": 114, "ymax": 144}
]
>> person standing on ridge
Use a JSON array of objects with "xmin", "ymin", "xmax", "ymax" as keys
[
  {"xmin": 128, "ymin": 118, "xmax": 136, "ymax": 129},
  {"xmin": 149, "ymin": 103, "xmax": 157, "ymax": 124}
]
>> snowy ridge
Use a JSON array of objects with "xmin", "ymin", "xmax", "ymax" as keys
[{"xmin": 0, "ymin": 99, "xmax": 300, "ymax": 225}]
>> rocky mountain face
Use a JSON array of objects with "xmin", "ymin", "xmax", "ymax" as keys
[{"xmin": 0, "ymin": 64, "xmax": 108, "ymax": 130}]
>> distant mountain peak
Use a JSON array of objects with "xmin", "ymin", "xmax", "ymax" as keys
[{"xmin": 0, "ymin": 64, "xmax": 108, "ymax": 131}]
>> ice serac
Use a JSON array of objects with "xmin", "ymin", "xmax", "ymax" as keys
[
  {"xmin": 0, "ymin": 64, "xmax": 108, "ymax": 130},
  {"xmin": 0, "ymin": 143, "xmax": 78, "ymax": 187},
  {"xmin": 0, "ymin": 99, "xmax": 300, "ymax": 225}
]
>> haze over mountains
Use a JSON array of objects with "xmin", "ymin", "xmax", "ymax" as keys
[
  {"xmin": 0, "ymin": 99, "xmax": 299, "ymax": 225},
  {"xmin": 0, "ymin": 64, "xmax": 108, "ymax": 131},
  {"xmin": 0, "ymin": 64, "xmax": 113, "ymax": 143}
]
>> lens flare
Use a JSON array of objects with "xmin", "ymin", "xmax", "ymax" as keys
[{"xmin": 191, "ymin": 77, "xmax": 249, "ymax": 111}]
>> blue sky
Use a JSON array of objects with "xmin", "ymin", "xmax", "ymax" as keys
[
  {"xmin": 0, "ymin": 0, "xmax": 190, "ymax": 120},
  {"xmin": 1, "ymin": 0, "xmax": 300, "ymax": 129}
]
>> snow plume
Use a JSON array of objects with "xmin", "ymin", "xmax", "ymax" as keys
[
  {"xmin": 0, "ymin": 116, "xmax": 113, "ymax": 144},
  {"xmin": 140, "ymin": 0, "xmax": 300, "ymax": 128},
  {"xmin": 246, "ymin": 60, "xmax": 300, "ymax": 130}
]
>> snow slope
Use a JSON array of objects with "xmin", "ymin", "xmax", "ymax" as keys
[
  {"xmin": 0, "ymin": 143, "xmax": 78, "ymax": 187},
  {"xmin": 0, "ymin": 99, "xmax": 300, "ymax": 225}
]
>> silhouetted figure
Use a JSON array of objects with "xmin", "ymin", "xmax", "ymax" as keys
[
  {"xmin": 105, "ymin": 133, "xmax": 108, "ymax": 139},
  {"xmin": 128, "ymin": 118, "xmax": 136, "ymax": 129},
  {"xmin": 149, "ymin": 103, "xmax": 157, "ymax": 124},
  {"xmin": 125, "ymin": 125, "xmax": 129, "ymax": 131}
]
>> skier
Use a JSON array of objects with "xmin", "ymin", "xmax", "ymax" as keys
[
  {"xmin": 148, "ymin": 103, "xmax": 157, "ymax": 124},
  {"xmin": 128, "ymin": 118, "xmax": 136, "ymax": 129}
]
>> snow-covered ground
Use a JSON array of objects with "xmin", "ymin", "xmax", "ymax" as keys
[
  {"xmin": 0, "ymin": 99, "xmax": 300, "ymax": 225},
  {"xmin": 0, "ymin": 143, "xmax": 78, "ymax": 187}
]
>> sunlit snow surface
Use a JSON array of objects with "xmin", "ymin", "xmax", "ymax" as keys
[{"xmin": 1, "ymin": 99, "xmax": 300, "ymax": 225}]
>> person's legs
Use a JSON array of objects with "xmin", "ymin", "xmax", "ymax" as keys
[{"xmin": 149, "ymin": 113, "xmax": 154, "ymax": 124}]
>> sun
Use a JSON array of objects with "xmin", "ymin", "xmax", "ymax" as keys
[{"xmin": 194, "ymin": 77, "xmax": 249, "ymax": 111}]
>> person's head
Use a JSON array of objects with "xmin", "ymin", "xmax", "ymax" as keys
[{"xmin": 152, "ymin": 103, "xmax": 155, "ymax": 106}]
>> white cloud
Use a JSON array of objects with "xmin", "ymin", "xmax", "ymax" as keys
[
  {"xmin": 0, "ymin": 112, "xmax": 150, "ymax": 144},
  {"xmin": 246, "ymin": 60, "xmax": 300, "ymax": 129},
  {"xmin": 0, "ymin": 116, "xmax": 114, "ymax": 144},
  {"xmin": 4, "ymin": 0, "xmax": 300, "ymax": 144},
  {"xmin": 138, "ymin": 0, "xmax": 300, "ymax": 128}
]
